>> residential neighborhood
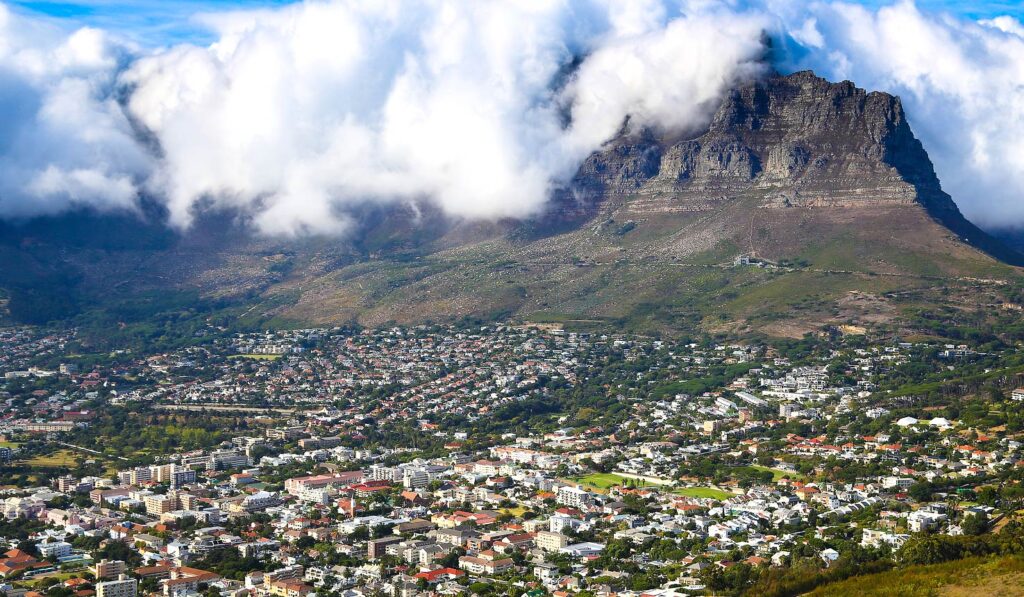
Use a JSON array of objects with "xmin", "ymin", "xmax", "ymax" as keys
[{"xmin": 2, "ymin": 325, "xmax": 1024, "ymax": 596}]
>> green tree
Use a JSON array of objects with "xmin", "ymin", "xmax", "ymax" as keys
[
  {"xmin": 897, "ymin": 534, "xmax": 961, "ymax": 565},
  {"xmin": 961, "ymin": 512, "xmax": 988, "ymax": 536}
]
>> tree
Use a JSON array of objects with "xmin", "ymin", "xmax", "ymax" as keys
[
  {"xmin": 18, "ymin": 539, "xmax": 39, "ymax": 558},
  {"xmin": 961, "ymin": 512, "xmax": 988, "ymax": 536},
  {"xmin": 976, "ymin": 486, "xmax": 999, "ymax": 506},
  {"xmin": 1001, "ymin": 486, "xmax": 1024, "ymax": 513},
  {"xmin": 372, "ymin": 523, "xmax": 395, "ymax": 539},
  {"xmin": 439, "ymin": 547, "xmax": 465, "ymax": 569},
  {"xmin": 897, "ymin": 534, "xmax": 961, "ymax": 565},
  {"xmin": 908, "ymin": 481, "xmax": 934, "ymax": 503},
  {"xmin": 97, "ymin": 540, "xmax": 142, "ymax": 566}
]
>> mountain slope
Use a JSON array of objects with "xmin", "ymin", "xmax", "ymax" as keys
[{"xmin": 0, "ymin": 71, "xmax": 1020, "ymax": 338}]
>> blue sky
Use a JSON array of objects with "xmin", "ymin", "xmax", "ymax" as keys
[
  {"xmin": 8, "ymin": 0, "xmax": 1024, "ymax": 47},
  {"xmin": 7, "ymin": 0, "xmax": 299, "ymax": 45},
  {"xmin": 860, "ymin": 0, "xmax": 1024, "ymax": 19}
]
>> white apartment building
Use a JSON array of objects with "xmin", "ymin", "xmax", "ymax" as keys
[
  {"xmin": 96, "ymin": 576, "xmax": 137, "ymax": 597},
  {"xmin": 556, "ymin": 486, "xmax": 593, "ymax": 508}
]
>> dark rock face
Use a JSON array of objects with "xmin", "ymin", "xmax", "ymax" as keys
[
  {"xmin": 567, "ymin": 70, "xmax": 1021, "ymax": 264},
  {"xmin": 577, "ymin": 71, "xmax": 935, "ymax": 205}
]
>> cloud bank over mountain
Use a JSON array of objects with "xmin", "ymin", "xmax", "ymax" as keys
[
  {"xmin": 0, "ymin": 0, "xmax": 1022, "ymax": 234},
  {"xmin": 0, "ymin": 8, "xmax": 151, "ymax": 218}
]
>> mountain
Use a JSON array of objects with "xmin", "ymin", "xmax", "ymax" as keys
[
  {"xmin": 570, "ymin": 70, "xmax": 1019, "ymax": 266},
  {"xmin": 0, "ymin": 71, "xmax": 1021, "ymax": 340}
]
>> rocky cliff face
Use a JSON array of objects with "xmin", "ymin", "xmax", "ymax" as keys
[
  {"xmin": 578, "ymin": 71, "xmax": 945, "ymax": 208},
  {"xmin": 568, "ymin": 70, "xmax": 1018, "ymax": 263}
]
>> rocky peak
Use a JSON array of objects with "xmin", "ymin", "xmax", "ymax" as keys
[
  {"xmin": 561, "ymin": 69, "xmax": 1022, "ymax": 264},
  {"xmin": 576, "ymin": 70, "xmax": 955, "ymax": 212}
]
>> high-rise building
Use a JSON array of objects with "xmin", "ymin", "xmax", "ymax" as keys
[
  {"xmin": 208, "ymin": 449, "xmax": 249, "ymax": 471},
  {"xmin": 556, "ymin": 486, "xmax": 593, "ymax": 508},
  {"xmin": 94, "ymin": 559, "xmax": 127, "ymax": 580},
  {"xmin": 367, "ymin": 537, "xmax": 402, "ymax": 560},
  {"xmin": 144, "ymin": 494, "xmax": 177, "ymax": 515}
]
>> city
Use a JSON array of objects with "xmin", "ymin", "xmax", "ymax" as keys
[
  {"xmin": 2, "ymin": 325, "xmax": 1024, "ymax": 596},
  {"xmin": 3, "ymin": 0, "xmax": 1024, "ymax": 595}
]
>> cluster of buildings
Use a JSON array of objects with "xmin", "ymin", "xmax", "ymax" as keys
[{"xmin": 1, "ymin": 325, "xmax": 1022, "ymax": 596}]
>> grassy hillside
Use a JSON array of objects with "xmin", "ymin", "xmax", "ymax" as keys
[
  {"xmin": 1, "ymin": 195, "xmax": 1022, "ymax": 343},
  {"xmin": 247, "ymin": 199, "xmax": 1023, "ymax": 339},
  {"xmin": 808, "ymin": 555, "xmax": 1024, "ymax": 597}
]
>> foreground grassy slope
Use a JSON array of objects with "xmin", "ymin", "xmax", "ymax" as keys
[{"xmin": 808, "ymin": 555, "xmax": 1024, "ymax": 597}]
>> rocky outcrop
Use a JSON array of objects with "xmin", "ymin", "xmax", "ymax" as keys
[
  {"xmin": 577, "ymin": 71, "xmax": 937, "ymax": 207},
  {"xmin": 568, "ymin": 70, "xmax": 1021, "ymax": 264}
]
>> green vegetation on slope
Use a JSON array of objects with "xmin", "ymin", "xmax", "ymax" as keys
[{"xmin": 808, "ymin": 555, "xmax": 1024, "ymax": 597}]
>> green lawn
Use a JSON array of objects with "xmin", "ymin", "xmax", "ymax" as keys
[
  {"xmin": 674, "ymin": 487, "xmax": 733, "ymax": 500},
  {"xmin": 20, "ymin": 450, "xmax": 79, "ymax": 467},
  {"xmin": 572, "ymin": 473, "xmax": 635, "ymax": 490},
  {"xmin": 0, "ymin": 441, "xmax": 20, "ymax": 449},
  {"xmin": 14, "ymin": 570, "xmax": 85, "ymax": 589},
  {"xmin": 746, "ymin": 464, "xmax": 806, "ymax": 482}
]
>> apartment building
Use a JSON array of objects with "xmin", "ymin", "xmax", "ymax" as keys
[
  {"xmin": 94, "ymin": 559, "xmax": 127, "ymax": 580},
  {"xmin": 96, "ymin": 576, "xmax": 137, "ymax": 597}
]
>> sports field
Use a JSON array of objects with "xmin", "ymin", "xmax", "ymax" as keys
[{"xmin": 674, "ymin": 487, "xmax": 733, "ymax": 500}]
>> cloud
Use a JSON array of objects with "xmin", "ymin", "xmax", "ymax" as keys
[
  {"xmin": 0, "ymin": 5, "xmax": 150, "ymax": 217},
  {"xmin": 564, "ymin": 8, "xmax": 769, "ymax": 154},
  {"xmin": 1, "ymin": 0, "xmax": 1024, "ymax": 233},
  {"xmin": 0, "ymin": 0, "xmax": 772, "ymax": 234},
  {"xmin": 120, "ymin": 0, "xmax": 769, "ymax": 235}
]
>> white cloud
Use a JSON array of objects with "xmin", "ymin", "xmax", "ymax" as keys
[
  {"xmin": 120, "ymin": 0, "xmax": 768, "ymax": 235},
  {"xmin": 564, "ymin": 9, "xmax": 769, "ymax": 154},
  {"xmin": 0, "ymin": 5, "xmax": 150, "ymax": 218},
  {"xmin": 2, "ymin": 0, "xmax": 1024, "ymax": 233},
  {"xmin": 980, "ymin": 15, "xmax": 1024, "ymax": 38}
]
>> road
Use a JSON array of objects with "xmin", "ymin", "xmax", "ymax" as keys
[{"xmin": 154, "ymin": 403, "xmax": 300, "ymax": 414}]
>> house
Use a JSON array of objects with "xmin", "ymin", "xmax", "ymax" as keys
[
  {"xmin": 908, "ymin": 510, "xmax": 946, "ymax": 533},
  {"xmin": 399, "ymin": 491, "xmax": 429, "ymax": 506},
  {"xmin": 37, "ymin": 540, "xmax": 73, "ymax": 559},
  {"xmin": 536, "ymin": 531, "xmax": 569, "ymax": 552},
  {"xmin": 159, "ymin": 567, "xmax": 220, "ymax": 597},
  {"xmin": 267, "ymin": 579, "xmax": 314, "ymax": 597},
  {"xmin": 820, "ymin": 549, "xmax": 840, "ymax": 566},
  {"xmin": 794, "ymin": 486, "xmax": 819, "ymax": 501},
  {"xmin": 458, "ymin": 551, "xmax": 513, "ymax": 575},
  {"xmin": 413, "ymin": 568, "xmax": 464, "ymax": 584},
  {"xmin": 559, "ymin": 542, "xmax": 605, "ymax": 558},
  {"xmin": 0, "ymin": 549, "xmax": 49, "ymax": 578}
]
